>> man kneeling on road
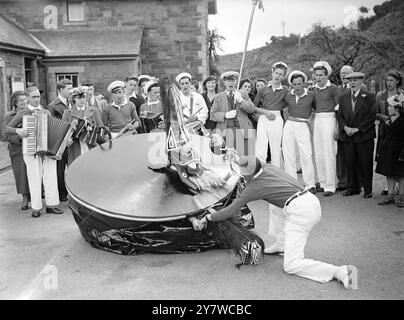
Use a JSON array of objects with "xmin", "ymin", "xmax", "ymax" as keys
[{"xmin": 199, "ymin": 156, "xmax": 356, "ymax": 289}]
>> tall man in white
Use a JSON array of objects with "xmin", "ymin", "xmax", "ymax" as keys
[
  {"xmin": 282, "ymin": 71, "xmax": 316, "ymax": 192},
  {"xmin": 4, "ymin": 86, "xmax": 63, "ymax": 218}
]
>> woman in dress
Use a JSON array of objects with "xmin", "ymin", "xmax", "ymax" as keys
[
  {"xmin": 2, "ymin": 90, "xmax": 30, "ymax": 210},
  {"xmin": 376, "ymin": 94, "xmax": 404, "ymax": 207}
]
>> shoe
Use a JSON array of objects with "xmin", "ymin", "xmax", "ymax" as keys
[
  {"xmin": 336, "ymin": 186, "xmax": 347, "ymax": 191},
  {"xmin": 381, "ymin": 190, "xmax": 388, "ymax": 195},
  {"xmin": 343, "ymin": 190, "xmax": 360, "ymax": 196},
  {"xmin": 32, "ymin": 211, "xmax": 41, "ymax": 218},
  {"xmin": 21, "ymin": 203, "xmax": 29, "ymax": 211},
  {"xmin": 46, "ymin": 207, "xmax": 63, "ymax": 214},
  {"xmin": 378, "ymin": 198, "xmax": 395, "ymax": 205},
  {"xmin": 323, "ymin": 191, "xmax": 334, "ymax": 197},
  {"xmin": 263, "ymin": 245, "xmax": 284, "ymax": 255},
  {"xmin": 316, "ymin": 187, "xmax": 324, "ymax": 192},
  {"xmin": 308, "ymin": 187, "xmax": 316, "ymax": 194},
  {"xmin": 363, "ymin": 192, "xmax": 372, "ymax": 199},
  {"xmin": 396, "ymin": 199, "xmax": 404, "ymax": 208},
  {"xmin": 59, "ymin": 196, "xmax": 68, "ymax": 202}
]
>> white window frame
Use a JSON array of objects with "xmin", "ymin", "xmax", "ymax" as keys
[
  {"xmin": 67, "ymin": 1, "xmax": 84, "ymax": 22},
  {"xmin": 56, "ymin": 73, "xmax": 79, "ymax": 87}
]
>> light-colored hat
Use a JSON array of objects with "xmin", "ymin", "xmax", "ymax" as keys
[
  {"xmin": 271, "ymin": 61, "xmax": 289, "ymax": 72},
  {"xmin": 340, "ymin": 65, "xmax": 354, "ymax": 75},
  {"xmin": 143, "ymin": 80, "xmax": 159, "ymax": 95},
  {"xmin": 387, "ymin": 94, "xmax": 404, "ymax": 107},
  {"xmin": 313, "ymin": 61, "xmax": 332, "ymax": 77},
  {"xmin": 288, "ymin": 70, "xmax": 308, "ymax": 86},
  {"xmin": 344, "ymin": 72, "xmax": 365, "ymax": 79},
  {"xmin": 107, "ymin": 80, "xmax": 125, "ymax": 93},
  {"xmin": 220, "ymin": 71, "xmax": 239, "ymax": 81},
  {"xmin": 175, "ymin": 72, "xmax": 192, "ymax": 84},
  {"xmin": 26, "ymin": 86, "xmax": 40, "ymax": 95},
  {"xmin": 71, "ymin": 87, "xmax": 85, "ymax": 97},
  {"xmin": 138, "ymin": 75, "xmax": 152, "ymax": 85}
]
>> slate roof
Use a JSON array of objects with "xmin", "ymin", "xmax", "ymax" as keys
[
  {"xmin": 31, "ymin": 29, "xmax": 143, "ymax": 58},
  {"xmin": 0, "ymin": 14, "xmax": 46, "ymax": 53}
]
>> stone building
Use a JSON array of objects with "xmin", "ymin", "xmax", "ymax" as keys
[{"xmin": 0, "ymin": 0, "xmax": 217, "ymax": 132}]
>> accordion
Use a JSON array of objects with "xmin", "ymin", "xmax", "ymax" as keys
[
  {"xmin": 22, "ymin": 113, "xmax": 74, "ymax": 160},
  {"xmin": 140, "ymin": 112, "xmax": 164, "ymax": 133}
]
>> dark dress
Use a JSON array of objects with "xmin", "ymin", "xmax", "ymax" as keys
[
  {"xmin": 201, "ymin": 92, "xmax": 217, "ymax": 130},
  {"xmin": 376, "ymin": 116, "xmax": 404, "ymax": 177},
  {"xmin": 2, "ymin": 111, "xmax": 30, "ymax": 195}
]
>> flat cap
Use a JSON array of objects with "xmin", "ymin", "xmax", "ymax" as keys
[
  {"xmin": 340, "ymin": 65, "xmax": 354, "ymax": 75},
  {"xmin": 313, "ymin": 61, "xmax": 332, "ymax": 77},
  {"xmin": 175, "ymin": 72, "xmax": 192, "ymax": 84},
  {"xmin": 344, "ymin": 72, "xmax": 365, "ymax": 79},
  {"xmin": 220, "ymin": 71, "xmax": 239, "ymax": 81},
  {"xmin": 71, "ymin": 87, "xmax": 85, "ymax": 97},
  {"xmin": 288, "ymin": 70, "xmax": 308, "ymax": 86},
  {"xmin": 107, "ymin": 80, "xmax": 125, "ymax": 93}
]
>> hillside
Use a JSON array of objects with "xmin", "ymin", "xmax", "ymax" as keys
[{"xmin": 215, "ymin": 0, "xmax": 404, "ymax": 83}]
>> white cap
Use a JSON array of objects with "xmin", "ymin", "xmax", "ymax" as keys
[
  {"xmin": 143, "ymin": 80, "xmax": 159, "ymax": 95},
  {"xmin": 138, "ymin": 75, "xmax": 152, "ymax": 85},
  {"xmin": 288, "ymin": 70, "xmax": 308, "ymax": 86},
  {"xmin": 313, "ymin": 61, "xmax": 332, "ymax": 77},
  {"xmin": 107, "ymin": 80, "xmax": 125, "ymax": 93},
  {"xmin": 175, "ymin": 72, "xmax": 192, "ymax": 84},
  {"xmin": 272, "ymin": 61, "xmax": 289, "ymax": 72}
]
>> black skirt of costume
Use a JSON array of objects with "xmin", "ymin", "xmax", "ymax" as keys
[
  {"xmin": 8, "ymin": 143, "xmax": 30, "ymax": 195},
  {"xmin": 376, "ymin": 117, "xmax": 404, "ymax": 177}
]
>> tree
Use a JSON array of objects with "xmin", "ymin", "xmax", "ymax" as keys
[
  {"xmin": 298, "ymin": 24, "xmax": 395, "ymax": 84},
  {"xmin": 207, "ymin": 28, "xmax": 226, "ymax": 77}
]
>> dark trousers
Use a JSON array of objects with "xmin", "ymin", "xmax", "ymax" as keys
[
  {"xmin": 57, "ymin": 150, "xmax": 68, "ymax": 199},
  {"xmin": 336, "ymin": 140, "xmax": 348, "ymax": 187},
  {"xmin": 344, "ymin": 139, "xmax": 374, "ymax": 194}
]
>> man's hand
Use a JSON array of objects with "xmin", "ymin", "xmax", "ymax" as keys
[
  {"xmin": 66, "ymin": 137, "xmax": 73, "ymax": 147},
  {"xmin": 186, "ymin": 115, "xmax": 198, "ymax": 123},
  {"xmin": 189, "ymin": 216, "xmax": 207, "ymax": 231},
  {"xmin": 235, "ymin": 90, "xmax": 247, "ymax": 102},
  {"xmin": 225, "ymin": 110, "xmax": 237, "ymax": 119},
  {"xmin": 70, "ymin": 120, "xmax": 78, "ymax": 131},
  {"xmin": 264, "ymin": 110, "xmax": 276, "ymax": 121},
  {"xmin": 16, "ymin": 128, "xmax": 28, "ymax": 138}
]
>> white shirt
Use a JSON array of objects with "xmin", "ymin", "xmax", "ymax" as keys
[
  {"xmin": 28, "ymin": 104, "xmax": 42, "ymax": 112},
  {"xmin": 268, "ymin": 81, "xmax": 283, "ymax": 91},
  {"xmin": 180, "ymin": 92, "xmax": 208, "ymax": 123}
]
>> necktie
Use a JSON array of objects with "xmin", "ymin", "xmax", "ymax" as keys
[
  {"xmin": 351, "ymin": 93, "xmax": 357, "ymax": 112},
  {"xmin": 228, "ymin": 92, "xmax": 234, "ymax": 110}
]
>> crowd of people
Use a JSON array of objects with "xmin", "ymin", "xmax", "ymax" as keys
[{"xmin": 2, "ymin": 62, "xmax": 404, "ymax": 220}]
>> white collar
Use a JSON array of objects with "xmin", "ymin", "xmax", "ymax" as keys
[
  {"xmin": 148, "ymin": 100, "xmax": 160, "ymax": 106},
  {"xmin": 226, "ymin": 90, "xmax": 235, "ymax": 96},
  {"xmin": 253, "ymin": 168, "xmax": 264, "ymax": 180},
  {"xmin": 268, "ymin": 81, "xmax": 283, "ymax": 91},
  {"xmin": 352, "ymin": 90, "xmax": 361, "ymax": 98},
  {"xmin": 314, "ymin": 80, "xmax": 331, "ymax": 90},
  {"xmin": 76, "ymin": 105, "xmax": 85, "ymax": 111},
  {"xmin": 131, "ymin": 92, "xmax": 138, "ymax": 99},
  {"xmin": 112, "ymin": 97, "xmax": 128, "ymax": 109},
  {"xmin": 291, "ymin": 88, "xmax": 308, "ymax": 98},
  {"xmin": 58, "ymin": 94, "xmax": 69, "ymax": 106},
  {"xmin": 28, "ymin": 104, "xmax": 41, "ymax": 111}
]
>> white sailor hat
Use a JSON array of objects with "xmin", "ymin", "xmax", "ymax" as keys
[
  {"xmin": 175, "ymin": 72, "xmax": 192, "ymax": 84},
  {"xmin": 107, "ymin": 80, "xmax": 125, "ymax": 93},
  {"xmin": 220, "ymin": 71, "xmax": 239, "ymax": 81},
  {"xmin": 271, "ymin": 61, "xmax": 289, "ymax": 72},
  {"xmin": 143, "ymin": 80, "xmax": 159, "ymax": 95},
  {"xmin": 313, "ymin": 61, "xmax": 332, "ymax": 77},
  {"xmin": 288, "ymin": 70, "xmax": 308, "ymax": 86},
  {"xmin": 138, "ymin": 75, "xmax": 152, "ymax": 85},
  {"xmin": 344, "ymin": 71, "xmax": 365, "ymax": 79},
  {"xmin": 340, "ymin": 65, "xmax": 354, "ymax": 75}
]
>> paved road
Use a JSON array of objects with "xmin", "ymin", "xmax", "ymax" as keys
[{"xmin": 0, "ymin": 168, "xmax": 403, "ymax": 300}]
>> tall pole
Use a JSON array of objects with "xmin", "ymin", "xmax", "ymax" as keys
[{"xmin": 237, "ymin": 0, "xmax": 260, "ymax": 88}]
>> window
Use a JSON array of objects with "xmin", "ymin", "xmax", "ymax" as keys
[
  {"xmin": 56, "ymin": 73, "xmax": 79, "ymax": 87},
  {"xmin": 67, "ymin": 1, "xmax": 84, "ymax": 22}
]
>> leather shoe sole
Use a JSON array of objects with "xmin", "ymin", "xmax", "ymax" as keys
[
  {"xmin": 343, "ymin": 190, "xmax": 360, "ymax": 196},
  {"xmin": 378, "ymin": 199, "xmax": 395, "ymax": 205},
  {"xmin": 323, "ymin": 191, "xmax": 334, "ymax": 197},
  {"xmin": 46, "ymin": 207, "xmax": 63, "ymax": 214}
]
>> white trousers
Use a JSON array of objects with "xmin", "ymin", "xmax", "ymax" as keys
[
  {"xmin": 282, "ymin": 120, "xmax": 316, "ymax": 188},
  {"xmin": 269, "ymin": 192, "xmax": 340, "ymax": 283},
  {"xmin": 255, "ymin": 112, "xmax": 283, "ymax": 167},
  {"xmin": 313, "ymin": 113, "xmax": 337, "ymax": 192},
  {"xmin": 23, "ymin": 154, "xmax": 59, "ymax": 211}
]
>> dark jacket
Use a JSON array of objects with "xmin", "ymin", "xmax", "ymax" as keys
[
  {"xmin": 47, "ymin": 97, "xmax": 70, "ymax": 119},
  {"xmin": 337, "ymin": 89, "xmax": 376, "ymax": 143}
]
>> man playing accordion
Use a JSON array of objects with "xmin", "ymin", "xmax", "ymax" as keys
[
  {"xmin": 139, "ymin": 80, "xmax": 165, "ymax": 133},
  {"xmin": 4, "ymin": 86, "xmax": 63, "ymax": 218}
]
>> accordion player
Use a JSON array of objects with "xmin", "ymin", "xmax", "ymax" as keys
[
  {"xmin": 22, "ymin": 112, "xmax": 75, "ymax": 160},
  {"xmin": 140, "ymin": 111, "xmax": 165, "ymax": 133}
]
